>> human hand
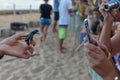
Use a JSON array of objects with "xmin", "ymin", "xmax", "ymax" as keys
[
  {"xmin": 84, "ymin": 40, "xmax": 119, "ymax": 80},
  {"xmin": 0, "ymin": 33, "xmax": 34, "ymax": 59},
  {"xmin": 99, "ymin": 0, "xmax": 114, "ymax": 23}
]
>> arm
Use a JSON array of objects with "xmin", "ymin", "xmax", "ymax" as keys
[
  {"xmin": 39, "ymin": 5, "xmax": 41, "ymax": 13},
  {"xmin": 99, "ymin": 1, "xmax": 114, "ymax": 55},
  {"xmin": 68, "ymin": 0, "xmax": 77, "ymax": 14},
  {"xmin": 75, "ymin": 36, "xmax": 87, "ymax": 52},
  {"xmin": 50, "ymin": 6, "xmax": 53, "ymax": 19},
  {"xmin": 99, "ymin": 1, "xmax": 120, "ymax": 55}
]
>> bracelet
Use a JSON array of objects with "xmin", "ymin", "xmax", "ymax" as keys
[
  {"xmin": 115, "ymin": 76, "xmax": 119, "ymax": 80},
  {"xmin": 107, "ymin": 51, "xmax": 111, "ymax": 60}
]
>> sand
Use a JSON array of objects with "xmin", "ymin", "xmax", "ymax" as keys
[{"xmin": 0, "ymin": 13, "xmax": 92, "ymax": 80}]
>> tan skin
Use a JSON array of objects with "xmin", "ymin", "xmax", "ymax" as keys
[{"xmin": 0, "ymin": 33, "xmax": 34, "ymax": 59}]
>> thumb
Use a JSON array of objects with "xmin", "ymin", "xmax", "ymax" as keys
[
  {"xmin": 30, "ymin": 40, "xmax": 36, "ymax": 46},
  {"xmin": 13, "ymin": 32, "xmax": 28, "ymax": 40},
  {"xmin": 97, "ymin": 41, "xmax": 109, "ymax": 55}
]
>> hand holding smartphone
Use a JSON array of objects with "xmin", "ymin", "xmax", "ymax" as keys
[{"xmin": 84, "ymin": 19, "xmax": 92, "ymax": 43}]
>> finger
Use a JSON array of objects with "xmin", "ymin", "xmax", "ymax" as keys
[
  {"xmin": 91, "ymin": 39, "xmax": 97, "ymax": 46},
  {"xmin": 28, "ymin": 45, "xmax": 34, "ymax": 54},
  {"xmin": 84, "ymin": 42, "xmax": 98, "ymax": 52},
  {"xmin": 85, "ymin": 50, "xmax": 100, "ymax": 68},
  {"xmin": 25, "ymin": 50, "xmax": 32, "ymax": 56},
  {"xmin": 30, "ymin": 40, "xmax": 36, "ymax": 46},
  {"xmin": 85, "ymin": 47, "xmax": 99, "ymax": 60},
  {"xmin": 13, "ymin": 32, "xmax": 29, "ymax": 40},
  {"xmin": 99, "ymin": 2, "xmax": 107, "ymax": 15},
  {"xmin": 97, "ymin": 41, "xmax": 110, "ymax": 53},
  {"xmin": 97, "ymin": 41, "xmax": 108, "ymax": 51},
  {"xmin": 95, "ymin": 45, "xmax": 108, "ymax": 59},
  {"xmin": 84, "ymin": 41, "xmax": 108, "ymax": 57},
  {"xmin": 23, "ymin": 50, "xmax": 32, "ymax": 59},
  {"xmin": 84, "ymin": 42, "xmax": 107, "ymax": 57}
]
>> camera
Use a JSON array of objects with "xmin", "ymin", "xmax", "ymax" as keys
[{"xmin": 104, "ymin": 0, "xmax": 120, "ymax": 11}]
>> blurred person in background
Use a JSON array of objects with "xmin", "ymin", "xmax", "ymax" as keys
[
  {"xmin": 52, "ymin": 0, "xmax": 60, "ymax": 33},
  {"xmin": 58, "ymin": 0, "xmax": 77, "ymax": 53},
  {"xmin": 39, "ymin": 0, "xmax": 53, "ymax": 42}
]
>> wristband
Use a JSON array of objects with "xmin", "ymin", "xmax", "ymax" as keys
[
  {"xmin": 115, "ymin": 76, "xmax": 119, "ymax": 80},
  {"xmin": 107, "ymin": 51, "xmax": 111, "ymax": 60}
]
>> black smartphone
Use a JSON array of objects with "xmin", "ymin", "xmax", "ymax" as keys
[{"xmin": 84, "ymin": 19, "xmax": 92, "ymax": 43}]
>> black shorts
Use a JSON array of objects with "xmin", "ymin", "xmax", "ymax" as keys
[{"xmin": 54, "ymin": 11, "xmax": 59, "ymax": 21}]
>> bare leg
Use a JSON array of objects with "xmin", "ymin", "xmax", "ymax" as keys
[
  {"xmin": 53, "ymin": 21, "xmax": 57, "ymax": 33},
  {"xmin": 59, "ymin": 39, "xmax": 64, "ymax": 53},
  {"xmin": 43, "ymin": 26, "xmax": 49, "ymax": 41},
  {"xmin": 40, "ymin": 26, "xmax": 44, "ymax": 42}
]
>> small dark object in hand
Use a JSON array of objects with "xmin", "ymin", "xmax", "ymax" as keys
[{"xmin": 25, "ymin": 30, "xmax": 39, "ymax": 45}]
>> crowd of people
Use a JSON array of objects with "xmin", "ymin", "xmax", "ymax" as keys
[
  {"xmin": 84, "ymin": 0, "xmax": 120, "ymax": 80},
  {"xmin": 52, "ymin": 0, "xmax": 120, "ymax": 79},
  {"xmin": 0, "ymin": 0, "xmax": 120, "ymax": 79}
]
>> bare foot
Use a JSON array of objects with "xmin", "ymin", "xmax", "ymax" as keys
[
  {"xmin": 62, "ymin": 47, "xmax": 66, "ymax": 50},
  {"xmin": 60, "ymin": 50, "xmax": 65, "ymax": 53},
  {"xmin": 40, "ymin": 35, "xmax": 45, "ymax": 42},
  {"xmin": 53, "ymin": 29, "xmax": 57, "ymax": 33},
  {"xmin": 40, "ymin": 36, "xmax": 43, "ymax": 42},
  {"xmin": 59, "ymin": 48, "xmax": 66, "ymax": 53}
]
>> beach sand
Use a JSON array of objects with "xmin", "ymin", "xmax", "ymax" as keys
[{"xmin": 0, "ymin": 13, "xmax": 92, "ymax": 80}]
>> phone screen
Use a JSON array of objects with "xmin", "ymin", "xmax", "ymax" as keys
[{"xmin": 84, "ymin": 19, "xmax": 92, "ymax": 43}]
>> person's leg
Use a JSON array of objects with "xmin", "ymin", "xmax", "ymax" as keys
[
  {"xmin": 42, "ymin": 18, "xmax": 51, "ymax": 42},
  {"xmin": 53, "ymin": 21, "xmax": 57, "ymax": 32},
  {"xmin": 41, "ymin": 26, "xmax": 44, "ymax": 33},
  {"xmin": 53, "ymin": 12, "xmax": 59, "ymax": 33},
  {"xmin": 40, "ymin": 18, "xmax": 45, "ymax": 42},
  {"xmin": 58, "ymin": 27, "xmax": 67, "ymax": 53},
  {"xmin": 43, "ymin": 25, "xmax": 49, "ymax": 41},
  {"xmin": 59, "ymin": 39, "xmax": 64, "ymax": 52},
  {"xmin": 40, "ymin": 26, "xmax": 44, "ymax": 42}
]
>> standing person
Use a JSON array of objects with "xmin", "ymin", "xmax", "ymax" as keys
[
  {"xmin": 69, "ymin": 0, "xmax": 77, "ymax": 33},
  {"xmin": 40, "ymin": 0, "xmax": 53, "ymax": 42},
  {"xmin": 52, "ymin": 0, "xmax": 60, "ymax": 33},
  {"xmin": 58, "ymin": 0, "xmax": 75, "ymax": 52}
]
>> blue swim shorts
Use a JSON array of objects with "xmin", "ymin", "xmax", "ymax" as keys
[{"xmin": 40, "ymin": 18, "xmax": 51, "ymax": 26}]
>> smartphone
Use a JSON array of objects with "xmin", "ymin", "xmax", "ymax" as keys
[{"xmin": 84, "ymin": 19, "xmax": 92, "ymax": 43}]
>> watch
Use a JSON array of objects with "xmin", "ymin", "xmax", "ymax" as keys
[{"xmin": 115, "ymin": 76, "xmax": 119, "ymax": 80}]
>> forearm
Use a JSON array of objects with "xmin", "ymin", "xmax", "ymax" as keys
[
  {"xmin": 75, "ymin": 43, "xmax": 83, "ymax": 51},
  {"xmin": 99, "ymin": 22, "xmax": 113, "ymax": 52}
]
